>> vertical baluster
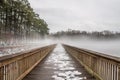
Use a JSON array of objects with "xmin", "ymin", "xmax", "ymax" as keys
[
  {"xmin": 105, "ymin": 61, "xmax": 107, "ymax": 80},
  {"xmin": 3, "ymin": 66, "xmax": 6, "ymax": 80},
  {"xmin": 109, "ymin": 63, "xmax": 112, "ymax": 80},
  {"xmin": 101, "ymin": 59, "xmax": 103, "ymax": 77},
  {"xmin": 98, "ymin": 59, "xmax": 101, "ymax": 76},
  {"xmin": 114, "ymin": 65, "xmax": 117, "ymax": 80},
  {"xmin": 103, "ymin": 61, "xmax": 105, "ymax": 80},
  {"xmin": 112, "ymin": 64, "xmax": 114, "ymax": 80},
  {"xmin": 118, "ymin": 66, "xmax": 120, "ymax": 80},
  {"xmin": 0, "ymin": 67, "xmax": 4, "ymax": 80},
  {"xmin": 104, "ymin": 61, "xmax": 106, "ymax": 80},
  {"xmin": 8, "ymin": 64, "xmax": 10, "ymax": 80},
  {"xmin": 116, "ymin": 66, "xmax": 118, "ymax": 80},
  {"xmin": 107, "ymin": 62, "xmax": 110, "ymax": 80}
]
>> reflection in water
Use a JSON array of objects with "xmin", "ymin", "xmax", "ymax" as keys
[{"xmin": 46, "ymin": 44, "xmax": 87, "ymax": 80}]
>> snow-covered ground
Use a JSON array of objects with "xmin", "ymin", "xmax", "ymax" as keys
[{"xmin": 0, "ymin": 39, "xmax": 56, "ymax": 57}]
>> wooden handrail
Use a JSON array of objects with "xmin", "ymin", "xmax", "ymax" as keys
[
  {"xmin": 0, "ymin": 44, "xmax": 56, "ymax": 80},
  {"xmin": 62, "ymin": 44, "xmax": 120, "ymax": 80}
]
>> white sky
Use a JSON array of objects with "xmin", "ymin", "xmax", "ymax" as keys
[{"xmin": 28, "ymin": 0, "xmax": 120, "ymax": 33}]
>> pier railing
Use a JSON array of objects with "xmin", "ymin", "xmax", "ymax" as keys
[
  {"xmin": 0, "ymin": 44, "xmax": 56, "ymax": 80},
  {"xmin": 63, "ymin": 44, "xmax": 120, "ymax": 80}
]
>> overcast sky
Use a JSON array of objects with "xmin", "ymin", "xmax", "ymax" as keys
[{"xmin": 28, "ymin": 0, "xmax": 120, "ymax": 33}]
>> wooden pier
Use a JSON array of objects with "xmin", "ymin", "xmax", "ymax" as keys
[
  {"xmin": 0, "ymin": 44, "xmax": 120, "ymax": 80},
  {"xmin": 23, "ymin": 44, "xmax": 95, "ymax": 80}
]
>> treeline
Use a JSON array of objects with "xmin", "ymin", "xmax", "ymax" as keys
[
  {"xmin": 51, "ymin": 29, "xmax": 120, "ymax": 39},
  {"xmin": 0, "ymin": 0, "xmax": 49, "ymax": 41}
]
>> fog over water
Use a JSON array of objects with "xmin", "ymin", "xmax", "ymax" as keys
[
  {"xmin": 1, "ymin": 36, "xmax": 120, "ymax": 58},
  {"xmin": 51, "ymin": 37, "xmax": 120, "ymax": 57}
]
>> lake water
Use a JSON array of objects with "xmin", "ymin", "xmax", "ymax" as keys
[{"xmin": 58, "ymin": 38, "xmax": 120, "ymax": 57}]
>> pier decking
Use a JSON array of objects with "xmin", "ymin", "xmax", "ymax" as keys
[{"xmin": 23, "ymin": 44, "xmax": 95, "ymax": 80}]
